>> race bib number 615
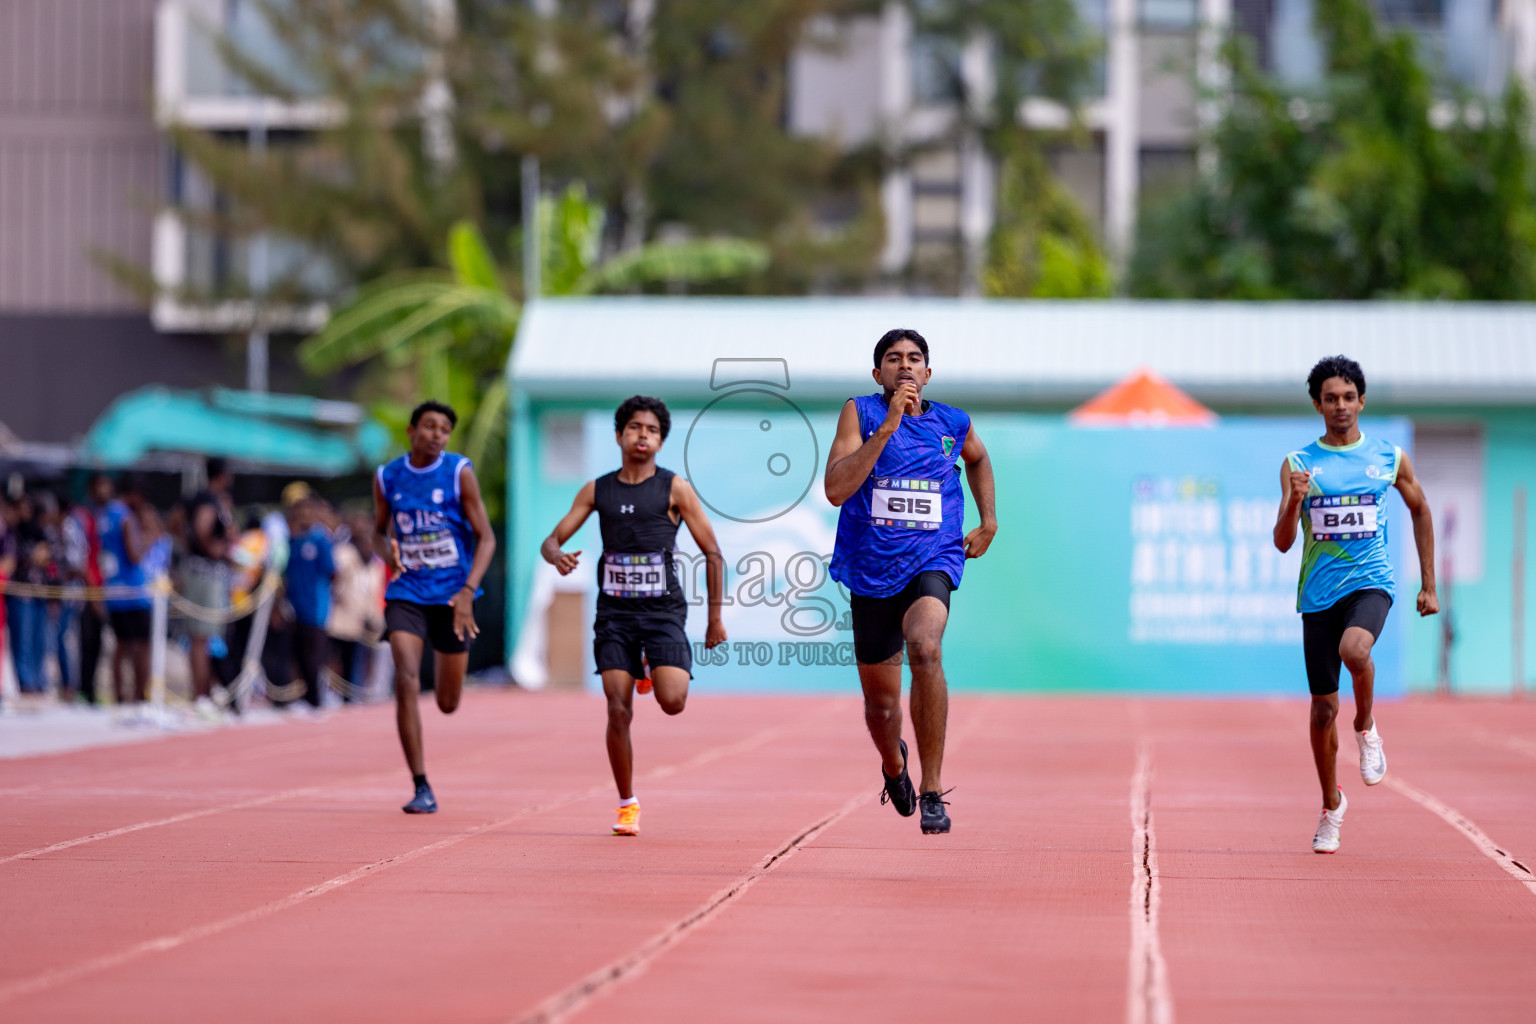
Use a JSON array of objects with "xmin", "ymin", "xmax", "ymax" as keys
[{"xmin": 871, "ymin": 478, "xmax": 943, "ymax": 530}]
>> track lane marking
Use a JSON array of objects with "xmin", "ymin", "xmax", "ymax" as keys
[
  {"xmin": 1383, "ymin": 774, "xmax": 1536, "ymax": 898},
  {"xmin": 514, "ymin": 703, "xmax": 985, "ymax": 1024},
  {"xmin": 1127, "ymin": 741, "xmax": 1173, "ymax": 1024},
  {"xmin": 0, "ymin": 721, "xmax": 589, "ymax": 864},
  {"xmin": 512, "ymin": 789, "xmax": 868, "ymax": 1024},
  {"xmin": 0, "ymin": 703, "xmax": 846, "ymax": 1006}
]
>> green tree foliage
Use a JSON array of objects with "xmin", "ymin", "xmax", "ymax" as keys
[
  {"xmin": 299, "ymin": 184, "xmax": 769, "ymax": 516},
  {"xmin": 1129, "ymin": 0, "xmax": 1536, "ymax": 300},
  {"xmin": 896, "ymin": 0, "xmax": 1108, "ymax": 295}
]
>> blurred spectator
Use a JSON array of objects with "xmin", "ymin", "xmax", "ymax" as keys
[
  {"xmin": 328, "ymin": 511, "xmax": 386, "ymax": 700},
  {"xmin": 73, "ymin": 474, "xmax": 111, "ymax": 703},
  {"xmin": 36, "ymin": 493, "xmax": 83, "ymax": 699},
  {"xmin": 0, "ymin": 497, "xmax": 13, "ymax": 694},
  {"xmin": 220, "ymin": 511, "xmax": 272, "ymax": 687},
  {"xmin": 5, "ymin": 495, "xmax": 49, "ymax": 695},
  {"xmin": 284, "ymin": 497, "xmax": 336, "ymax": 708},
  {"xmin": 182, "ymin": 458, "xmax": 233, "ymax": 709},
  {"xmin": 101, "ymin": 475, "xmax": 158, "ymax": 705}
]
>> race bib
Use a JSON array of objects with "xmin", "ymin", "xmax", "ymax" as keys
[
  {"xmin": 602, "ymin": 552, "xmax": 667, "ymax": 598},
  {"xmin": 1309, "ymin": 494, "xmax": 1379, "ymax": 541},
  {"xmin": 871, "ymin": 477, "xmax": 943, "ymax": 530},
  {"xmin": 400, "ymin": 532, "xmax": 460, "ymax": 570}
]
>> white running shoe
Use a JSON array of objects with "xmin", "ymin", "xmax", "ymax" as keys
[
  {"xmin": 1356, "ymin": 723, "xmax": 1387, "ymax": 785},
  {"xmin": 1312, "ymin": 789, "xmax": 1347, "ymax": 854}
]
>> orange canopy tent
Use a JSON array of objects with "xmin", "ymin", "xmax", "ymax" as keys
[{"xmin": 1068, "ymin": 368, "xmax": 1217, "ymax": 427}]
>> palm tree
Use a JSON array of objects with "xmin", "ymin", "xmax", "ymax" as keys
[{"xmin": 298, "ymin": 183, "xmax": 769, "ymax": 513}]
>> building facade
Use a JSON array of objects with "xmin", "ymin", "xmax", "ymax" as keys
[{"xmin": 788, "ymin": 1, "xmax": 1536, "ymax": 286}]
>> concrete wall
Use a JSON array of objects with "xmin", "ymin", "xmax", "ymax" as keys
[{"xmin": 0, "ymin": 0, "xmax": 164, "ymax": 313}]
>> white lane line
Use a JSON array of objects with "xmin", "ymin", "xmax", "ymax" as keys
[
  {"xmin": 1127, "ymin": 742, "xmax": 1174, "ymax": 1024},
  {"xmin": 513, "ymin": 789, "xmax": 868, "ymax": 1024},
  {"xmin": 1383, "ymin": 774, "xmax": 1536, "ymax": 898},
  {"xmin": 0, "ymin": 706, "xmax": 843, "ymax": 1006},
  {"xmin": 0, "ymin": 783, "xmax": 334, "ymax": 865}
]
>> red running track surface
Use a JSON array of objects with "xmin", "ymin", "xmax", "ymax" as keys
[{"xmin": 2, "ymin": 692, "xmax": 1535, "ymax": 1022}]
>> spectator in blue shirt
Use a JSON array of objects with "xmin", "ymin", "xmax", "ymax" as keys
[{"xmin": 284, "ymin": 498, "xmax": 336, "ymax": 708}]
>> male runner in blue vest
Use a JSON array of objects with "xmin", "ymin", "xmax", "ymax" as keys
[
  {"xmin": 1273, "ymin": 355, "xmax": 1437, "ymax": 853},
  {"xmin": 374, "ymin": 400, "xmax": 497, "ymax": 814},
  {"xmin": 541, "ymin": 396, "xmax": 727, "ymax": 836},
  {"xmin": 826, "ymin": 329, "xmax": 998, "ymax": 835}
]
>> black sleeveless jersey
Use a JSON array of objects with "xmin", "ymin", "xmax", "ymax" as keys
[{"xmin": 594, "ymin": 467, "xmax": 685, "ymax": 618}]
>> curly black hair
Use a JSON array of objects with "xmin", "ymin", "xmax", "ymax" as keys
[
  {"xmin": 615, "ymin": 395, "xmax": 671, "ymax": 440},
  {"xmin": 410, "ymin": 399, "xmax": 458, "ymax": 428},
  {"xmin": 1306, "ymin": 355, "xmax": 1366, "ymax": 402},
  {"xmin": 874, "ymin": 328, "xmax": 929, "ymax": 367}
]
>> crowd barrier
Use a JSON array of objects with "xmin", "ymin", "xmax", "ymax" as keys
[{"xmin": 0, "ymin": 572, "xmax": 371, "ymax": 714}]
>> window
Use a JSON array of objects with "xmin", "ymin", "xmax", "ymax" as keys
[
  {"xmin": 1142, "ymin": 0, "xmax": 1198, "ymax": 29},
  {"xmin": 1412, "ymin": 423, "xmax": 1484, "ymax": 583}
]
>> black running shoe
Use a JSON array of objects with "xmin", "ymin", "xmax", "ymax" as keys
[
  {"xmin": 880, "ymin": 739, "xmax": 917, "ymax": 817},
  {"xmin": 402, "ymin": 784, "xmax": 438, "ymax": 814},
  {"xmin": 919, "ymin": 789, "xmax": 951, "ymax": 834}
]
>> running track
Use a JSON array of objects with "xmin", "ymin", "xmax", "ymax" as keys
[{"xmin": 3, "ymin": 692, "xmax": 1535, "ymax": 1022}]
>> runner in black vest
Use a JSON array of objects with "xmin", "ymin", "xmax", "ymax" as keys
[{"xmin": 541, "ymin": 396, "xmax": 727, "ymax": 836}]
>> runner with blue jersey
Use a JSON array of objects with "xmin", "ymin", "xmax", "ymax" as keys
[
  {"xmin": 826, "ymin": 329, "xmax": 998, "ymax": 835},
  {"xmin": 373, "ymin": 400, "xmax": 497, "ymax": 814},
  {"xmin": 1274, "ymin": 355, "xmax": 1438, "ymax": 854},
  {"xmin": 98, "ymin": 474, "xmax": 160, "ymax": 707}
]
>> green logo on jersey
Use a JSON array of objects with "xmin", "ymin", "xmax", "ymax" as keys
[{"xmin": 941, "ymin": 435, "xmax": 956, "ymax": 459}]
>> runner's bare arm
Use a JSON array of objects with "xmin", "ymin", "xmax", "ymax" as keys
[
  {"xmin": 541, "ymin": 481, "xmax": 596, "ymax": 576},
  {"xmin": 373, "ymin": 472, "xmax": 403, "ymax": 577},
  {"xmin": 672, "ymin": 476, "xmax": 727, "ymax": 648},
  {"xmin": 1273, "ymin": 458, "xmax": 1309, "ymax": 552},
  {"xmin": 449, "ymin": 465, "xmax": 497, "ymax": 640},
  {"xmin": 1392, "ymin": 451, "xmax": 1439, "ymax": 616},
  {"xmin": 960, "ymin": 425, "xmax": 997, "ymax": 559},
  {"xmin": 824, "ymin": 391, "xmax": 912, "ymax": 506}
]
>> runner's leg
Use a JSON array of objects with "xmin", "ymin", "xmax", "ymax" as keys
[
  {"xmin": 1309, "ymin": 693, "xmax": 1341, "ymax": 810},
  {"xmin": 603, "ymin": 669, "xmax": 637, "ymax": 799},
  {"xmin": 858, "ymin": 659, "xmax": 905, "ymax": 777},
  {"xmin": 390, "ymin": 631, "xmax": 428, "ymax": 776},
  {"xmin": 903, "ymin": 596, "xmax": 951, "ymax": 793},
  {"xmin": 433, "ymin": 651, "xmax": 467, "ymax": 714},
  {"xmin": 1340, "ymin": 626, "xmax": 1376, "ymax": 734},
  {"xmin": 650, "ymin": 666, "xmax": 688, "ymax": 716}
]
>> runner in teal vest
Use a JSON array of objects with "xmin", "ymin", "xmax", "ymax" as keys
[{"xmin": 1273, "ymin": 355, "xmax": 1438, "ymax": 854}]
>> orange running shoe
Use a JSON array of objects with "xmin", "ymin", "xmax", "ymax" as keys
[
  {"xmin": 636, "ymin": 677, "xmax": 653, "ymax": 695},
  {"xmin": 613, "ymin": 801, "xmax": 641, "ymax": 836}
]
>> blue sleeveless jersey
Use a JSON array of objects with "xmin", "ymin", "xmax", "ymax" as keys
[
  {"xmin": 1287, "ymin": 435, "xmax": 1401, "ymax": 613},
  {"xmin": 97, "ymin": 500, "xmax": 149, "ymax": 611},
  {"xmin": 378, "ymin": 452, "xmax": 479, "ymax": 605},
  {"xmin": 830, "ymin": 394, "xmax": 971, "ymax": 598}
]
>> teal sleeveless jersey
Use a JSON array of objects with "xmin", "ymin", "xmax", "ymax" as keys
[{"xmin": 1286, "ymin": 435, "xmax": 1402, "ymax": 613}]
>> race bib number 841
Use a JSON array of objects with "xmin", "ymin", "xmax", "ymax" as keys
[
  {"xmin": 1309, "ymin": 494, "xmax": 1379, "ymax": 541},
  {"xmin": 871, "ymin": 478, "xmax": 943, "ymax": 530}
]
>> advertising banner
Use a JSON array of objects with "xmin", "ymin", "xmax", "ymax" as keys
[{"xmin": 576, "ymin": 404, "xmax": 1412, "ymax": 697}]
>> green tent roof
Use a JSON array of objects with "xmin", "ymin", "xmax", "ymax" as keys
[{"xmin": 81, "ymin": 387, "xmax": 391, "ymax": 474}]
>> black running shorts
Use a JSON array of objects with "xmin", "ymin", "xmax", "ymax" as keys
[
  {"xmin": 593, "ymin": 613, "xmax": 692, "ymax": 680},
  {"xmin": 1301, "ymin": 588, "xmax": 1392, "ymax": 696},
  {"xmin": 849, "ymin": 570, "xmax": 954, "ymax": 665},
  {"xmin": 385, "ymin": 599, "xmax": 470, "ymax": 655},
  {"xmin": 108, "ymin": 607, "xmax": 152, "ymax": 643}
]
